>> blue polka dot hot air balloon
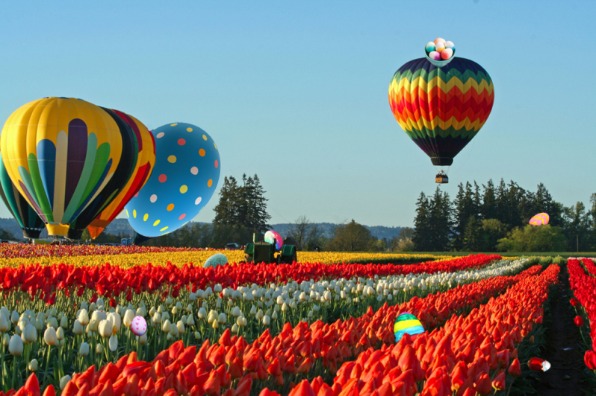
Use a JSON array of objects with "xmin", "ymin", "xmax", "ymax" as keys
[
  {"xmin": 125, "ymin": 122, "xmax": 220, "ymax": 239},
  {"xmin": 394, "ymin": 312, "xmax": 425, "ymax": 342}
]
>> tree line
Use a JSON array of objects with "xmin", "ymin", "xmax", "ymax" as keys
[
  {"xmin": 4, "ymin": 174, "xmax": 592, "ymax": 253},
  {"xmin": 411, "ymin": 180, "xmax": 596, "ymax": 252}
]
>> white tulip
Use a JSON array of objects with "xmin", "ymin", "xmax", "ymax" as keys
[
  {"xmin": 91, "ymin": 310, "xmax": 107, "ymax": 323},
  {"xmin": 78, "ymin": 342, "xmax": 90, "ymax": 356},
  {"xmin": 123, "ymin": 309, "xmax": 135, "ymax": 328},
  {"xmin": 107, "ymin": 312, "xmax": 121, "ymax": 333},
  {"xmin": 0, "ymin": 314, "xmax": 10, "ymax": 332},
  {"xmin": 8, "ymin": 334, "xmax": 23, "ymax": 356},
  {"xmin": 95, "ymin": 343, "xmax": 103, "ymax": 354},
  {"xmin": 43, "ymin": 327, "xmax": 58, "ymax": 346},
  {"xmin": 186, "ymin": 315, "xmax": 195, "ymax": 326},
  {"xmin": 47, "ymin": 316, "xmax": 58, "ymax": 329},
  {"xmin": 28, "ymin": 359, "xmax": 38, "ymax": 372},
  {"xmin": 98, "ymin": 319, "xmax": 113, "ymax": 338},
  {"xmin": 10, "ymin": 311, "xmax": 19, "ymax": 325},
  {"xmin": 108, "ymin": 335, "xmax": 118, "ymax": 352},
  {"xmin": 77, "ymin": 309, "xmax": 90, "ymax": 326},
  {"xmin": 161, "ymin": 320, "xmax": 172, "ymax": 333},
  {"xmin": 262, "ymin": 315, "xmax": 271, "ymax": 326},
  {"xmin": 60, "ymin": 375, "xmax": 71, "ymax": 390},
  {"xmin": 22, "ymin": 323, "xmax": 37, "ymax": 343},
  {"xmin": 60, "ymin": 315, "xmax": 68, "ymax": 329}
]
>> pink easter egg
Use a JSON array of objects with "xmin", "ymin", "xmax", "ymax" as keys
[
  {"xmin": 130, "ymin": 316, "xmax": 147, "ymax": 336},
  {"xmin": 441, "ymin": 48, "xmax": 454, "ymax": 60},
  {"xmin": 434, "ymin": 37, "xmax": 445, "ymax": 46},
  {"xmin": 429, "ymin": 51, "xmax": 441, "ymax": 60}
]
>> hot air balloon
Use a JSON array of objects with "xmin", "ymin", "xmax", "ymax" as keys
[
  {"xmin": 125, "ymin": 122, "xmax": 220, "ymax": 242},
  {"xmin": 388, "ymin": 39, "xmax": 494, "ymax": 183},
  {"xmin": 86, "ymin": 110, "xmax": 156, "ymax": 240},
  {"xmin": 0, "ymin": 97, "xmax": 133, "ymax": 239},
  {"xmin": 0, "ymin": 150, "xmax": 45, "ymax": 239}
]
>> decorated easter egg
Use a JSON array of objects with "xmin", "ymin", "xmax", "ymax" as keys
[
  {"xmin": 441, "ymin": 48, "xmax": 454, "ymax": 60},
  {"xmin": 130, "ymin": 316, "xmax": 147, "ymax": 336},
  {"xmin": 425, "ymin": 41, "xmax": 436, "ymax": 53},
  {"xmin": 264, "ymin": 229, "xmax": 284, "ymax": 250},
  {"xmin": 125, "ymin": 122, "xmax": 220, "ymax": 239},
  {"xmin": 529, "ymin": 212, "xmax": 550, "ymax": 226},
  {"xmin": 528, "ymin": 357, "xmax": 551, "ymax": 371},
  {"xmin": 204, "ymin": 253, "xmax": 228, "ymax": 268},
  {"xmin": 394, "ymin": 312, "xmax": 425, "ymax": 342}
]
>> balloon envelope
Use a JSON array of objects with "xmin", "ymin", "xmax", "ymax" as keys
[
  {"xmin": 394, "ymin": 312, "xmax": 425, "ymax": 342},
  {"xmin": 264, "ymin": 229, "xmax": 283, "ymax": 250},
  {"xmin": 388, "ymin": 57, "xmax": 494, "ymax": 166},
  {"xmin": 0, "ymin": 151, "xmax": 44, "ymax": 239},
  {"xmin": 204, "ymin": 253, "xmax": 228, "ymax": 268},
  {"xmin": 87, "ymin": 111, "xmax": 155, "ymax": 239},
  {"xmin": 0, "ymin": 97, "xmax": 129, "ymax": 238},
  {"xmin": 529, "ymin": 212, "xmax": 550, "ymax": 226},
  {"xmin": 125, "ymin": 122, "xmax": 220, "ymax": 238}
]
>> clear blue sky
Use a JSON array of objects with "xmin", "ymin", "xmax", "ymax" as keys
[{"xmin": 1, "ymin": 1, "xmax": 594, "ymax": 228}]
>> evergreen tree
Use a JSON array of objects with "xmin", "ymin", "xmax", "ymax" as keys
[
  {"xmin": 481, "ymin": 180, "xmax": 498, "ymax": 220},
  {"xmin": 427, "ymin": 187, "xmax": 452, "ymax": 251},
  {"xmin": 213, "ymin": 174, "xmax": 271, "ymax": 244},
  {"xmin": 453, "ymin": 182, "xmax": 479, "ymax": 250},
  {"xmin": 562, "ymin": 202, "xmax": 591, "ymax": 252},
  {"xmin": 412, "ymin": 192, "xmax": 432, "ymax": 251}
]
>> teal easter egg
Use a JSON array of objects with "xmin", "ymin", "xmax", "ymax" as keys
[{"xmin": 394, "ymin": 312, "xmax": 425, "ymax": 342}]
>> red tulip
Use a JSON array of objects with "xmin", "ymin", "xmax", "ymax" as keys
[
  {"xmin": 573, "ymin": 315, "xmax": 584, "ymax": 327},
  {"xmin": 508, "ymin": 358, "xmax": 522, "ymax": 376},
  {"xmin": 491, "ymin": 370, "xmax": 506, "ymax": 391},
  {"xmin": 584, "ymin": 350, "xmax": 596, "ymax": 370}
]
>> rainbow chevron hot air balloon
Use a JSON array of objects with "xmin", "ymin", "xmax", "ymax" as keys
[{"xmin": 388, "ymin": 55, "xmax": 494, "ymax": 180}]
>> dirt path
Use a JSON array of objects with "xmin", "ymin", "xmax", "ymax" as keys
[{"xmin": 535, "ymin": 263, "xmax": 586, "ymax": 395}]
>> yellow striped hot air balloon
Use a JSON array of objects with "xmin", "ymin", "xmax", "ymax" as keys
[{"xmin": 0, "ymin": 97, "xmax": 132, "ymax": 238}]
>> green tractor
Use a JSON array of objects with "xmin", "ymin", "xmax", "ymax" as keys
[{"xmin": 244, "ymin": 241, "xmax": 297, "ymax": 264}]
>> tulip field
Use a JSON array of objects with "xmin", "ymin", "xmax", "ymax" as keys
[{"xmin": 0, "ymin": 244, "xmax": 593, "ymax": 395}]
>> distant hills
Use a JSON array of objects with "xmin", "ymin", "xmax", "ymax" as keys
[{"xmin": 0, "ymin": 218, "xmax": 404, "ymax": 242}]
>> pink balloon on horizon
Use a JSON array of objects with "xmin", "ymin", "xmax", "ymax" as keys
[{"xmin": 529, "ymin": 212, "xmax": 550, "ymax": 226}]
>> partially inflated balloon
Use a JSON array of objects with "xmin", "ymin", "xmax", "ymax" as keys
[
  {"xmin": 529, "ymin": 212, "xmax": 549, "ymax": 226},
  {"xmin": 389, "ymin": 56, "xmax": 494, "ymax": 167},
  {"xmin": 87, "ymin": 111, "xmax": 155, "ymax": 239},
  {"xmin": 394, "ymin": 312, "xmax": 425, "ymax": 342},
  {"xmin": 264, "ymin": 229, "xmax": 283, "ymax": 250},
  {"xmin": 125, "ymin": 123, "xmax": 220, "ymax": 238},
  {"xmin": 0, "ymin": 97, "xmax": 128, "ymax": 238},
  {"xmin": 0, "ymin": 150, "xmax": 44, "ymax": 239}
]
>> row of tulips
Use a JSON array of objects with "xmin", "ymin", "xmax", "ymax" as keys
[
  {"xmin": 0, "ymin": 257, "xmax": 523, "ymax": 392},
  {"xmin": 567, "ymin": 258, "xmax": 596, "ymax": 371},
  {"xmin": 7, "ymin": 259, "xmax": 539, "ymax": 395},
  {"xmin": 280, "ymin": 263, "xmax": 560, "ymax": 396},
  {"xmin": 0, "ymin": 254, "xmax": 500, "ymax": 304},
  {"xmin": 0, "ymin": 244, "xmax": 444, "ymax": 268}
]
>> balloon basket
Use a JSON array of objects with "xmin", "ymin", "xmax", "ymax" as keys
[
  {"xmin": 425, "ymin": 55, "xmax": 455, "ymax": 68},
  {"xmin": 435, "ymin": 173, "xmax": 449, "ymax": 184}
]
